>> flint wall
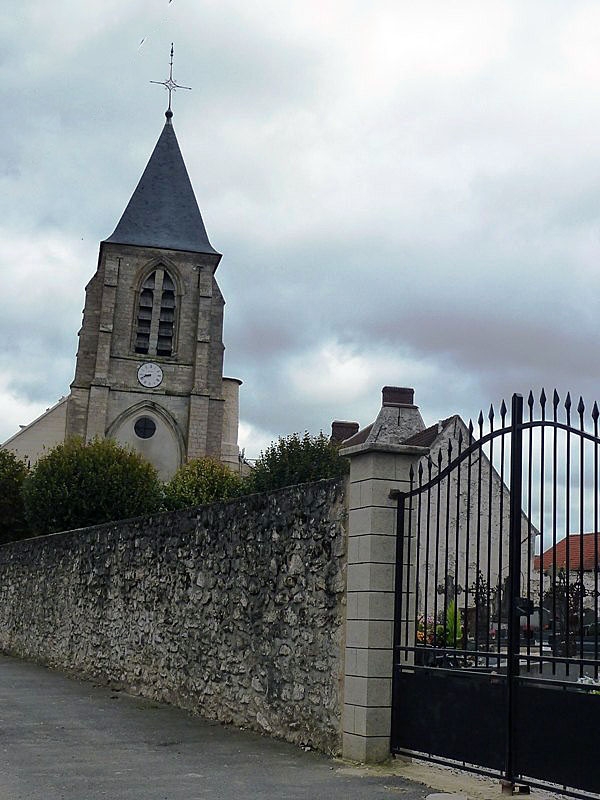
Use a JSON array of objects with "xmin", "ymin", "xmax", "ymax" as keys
[{"xmin": 0, "ymin": 478, "xmax": 347, "ymax": 753}]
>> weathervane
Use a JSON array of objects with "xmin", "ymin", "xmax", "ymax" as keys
[{"xmin": 151, "ymin": 43, "xmax": 191, "ymax": 119}]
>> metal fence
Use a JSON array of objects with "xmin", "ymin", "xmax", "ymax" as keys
[{"xmin": 391, "ymin": 392, "xmax": 600, "ymax": 798}]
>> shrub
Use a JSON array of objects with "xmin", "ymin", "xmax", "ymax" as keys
[
  {"xmin": 248, "ymin": 431, "xmax": 349, "ymax": 493},
  {"xmin": 0, "ymin": 449, "xmax": 30, "ymax": 544},
  {"xmin": 164, "ymin": 457, "xmax": 243, "ymax": 510},
  {"xmin": 22, "ymin": 437, "xmax": 162, "ymax": 534}
]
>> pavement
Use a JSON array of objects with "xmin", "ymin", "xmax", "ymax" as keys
[
  {"xmin": 0, "ymin": 654, "xmax": 552, "ymax": 800},
  {"xmin": 0, "ymin": 654, "xmax": 431, "ymax": 800}
]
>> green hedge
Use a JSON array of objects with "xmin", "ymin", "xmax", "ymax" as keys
[
  {"xmin": 0, "ymin": 449, "xmax": 29, "ymax": 544},
  {"xmin": 164, "ymin": 457, "xmax": 244, "ymax": 510},
  {"xmin": 22, "ymin": 438, "xmax": 162, "ymax": 534},
  {"xmin": 248, "ymin": 431, "xmax": 349, "ymax": 493}
]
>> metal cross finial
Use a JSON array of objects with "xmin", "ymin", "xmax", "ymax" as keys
[{"xmin": 150, "ymin": 43, "xmax": 191, "ymax": 119}]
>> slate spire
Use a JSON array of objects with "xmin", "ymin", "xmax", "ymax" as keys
[{"xmin": 105, "ymin": 115, "xmax": 218, "ymax": 255}]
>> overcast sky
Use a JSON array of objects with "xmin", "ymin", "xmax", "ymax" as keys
[{"xmin": 3, "ymin": 1, "xmax": 600, "ymax": 458}]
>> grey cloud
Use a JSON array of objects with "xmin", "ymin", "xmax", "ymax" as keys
[{"xmin": 5, "ymin": 1, "xmax": 600, "ymax": 457}]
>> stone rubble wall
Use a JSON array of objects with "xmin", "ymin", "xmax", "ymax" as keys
[{"xmin": 0, "ymin": 478, "xmax": 347, "ymax": 754}]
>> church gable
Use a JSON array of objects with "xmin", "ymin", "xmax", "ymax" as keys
[{"xmin": 2, "ymin": 397, "xmax": 68, "ymax": 467}]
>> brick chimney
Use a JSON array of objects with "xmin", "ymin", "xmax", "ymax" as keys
[
  {"xmin": 330, "ymin": 420, "xmax": 360, "ymax": 444},
  {"xmin": 382, "ymin": 386, "xmax": 415, "ymax": 407}
]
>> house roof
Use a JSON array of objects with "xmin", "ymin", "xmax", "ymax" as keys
[
  {"xmin": 105, "ymin": 118, "xmax": 219, "ymax": 256},
  {"xmin": 340, "ymin": 412, "xmax": 457, "ymax": 450},
  {"xmin": 535, "ymin": 533, "xmax": 600, "ymax": 572},
  {"xmin": 340, "ymin": 423, "xmax": 373, "ymax": 448},
  {"xmin": 403, "ymin": 416, "xmax": 456, "ymax": 447}
]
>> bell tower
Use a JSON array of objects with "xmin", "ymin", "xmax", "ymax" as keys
[{"xmin": 65, "ymin": 103, "xmax": 240, "ymax": 479}]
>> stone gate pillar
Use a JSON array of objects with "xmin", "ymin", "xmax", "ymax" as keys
[{"xmin": 339, "ymin": 387, "xmax": 429, "ymax": 763}]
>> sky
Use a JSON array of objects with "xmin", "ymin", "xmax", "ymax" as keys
[{"xmin": 3, "ymin": 1, "xmax": 600, "ymax": 459}]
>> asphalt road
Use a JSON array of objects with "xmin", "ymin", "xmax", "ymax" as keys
[{"xmin": 0, "ymin": 655, "xmax": 430, "ymax": 800}]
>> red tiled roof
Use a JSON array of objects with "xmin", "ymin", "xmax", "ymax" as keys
[{"xmin": 535, "ymin": 533, "xmax": 600, "ymax": 572}]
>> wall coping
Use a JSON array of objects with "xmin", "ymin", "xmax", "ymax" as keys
[{"xmin": 339, "ymin": 441, "xmax": 430, "ymax": 458}]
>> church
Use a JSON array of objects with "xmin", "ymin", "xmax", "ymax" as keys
[{"xmin": 2, "ymin": 106, "xmax": 241, "ymax": 480}]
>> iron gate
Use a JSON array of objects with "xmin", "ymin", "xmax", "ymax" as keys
[{"xmin": 391, "ymin": 392, "xmax": 600, "ymax": 797}]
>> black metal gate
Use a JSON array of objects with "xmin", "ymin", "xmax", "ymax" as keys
[{"xmin": 391, "ymin": 392, "xmax": 600, "ymax": 798}]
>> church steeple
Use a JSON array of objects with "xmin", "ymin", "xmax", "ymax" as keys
[
  {"xmin": 105, "ymin": 119, "xmax": 219, "ymax": 256},
  {"xmin": 10, "ymin": 49, "xmax": 241, "ymax": 481}
]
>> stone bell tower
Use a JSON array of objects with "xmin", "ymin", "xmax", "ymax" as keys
[{"xmin": 65, "ymin": 106, "xmax": 241, "ymax": 480}]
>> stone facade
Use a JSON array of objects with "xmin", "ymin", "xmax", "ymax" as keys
[
  {"xmin": 64, "ymin": 243, "xmax": 230, "ymax": 479},
  {"xmin": 0, "ymin": 479, "xmax": 347, "ymax": 754}
]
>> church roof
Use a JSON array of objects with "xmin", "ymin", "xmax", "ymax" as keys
[{"xmin": 105, "ymin": 117, "xmax": 219, "ymax": 255}]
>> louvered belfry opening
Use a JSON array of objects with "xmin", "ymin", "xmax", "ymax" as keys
[
  {"xmin": 134, "ymin": 267, "xmax": 176, "ymax": 357},
  {"xmin": 157, "ymin": 271, "xmax": 176, "ymax": 356},
  {"xmin": 135, "ymin": 272, "xmax": 155, "ymax": 354}
]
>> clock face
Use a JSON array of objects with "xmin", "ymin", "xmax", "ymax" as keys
[{"xmin": 137, "ymin": 362, "xmax": 163, "ymax": 388}]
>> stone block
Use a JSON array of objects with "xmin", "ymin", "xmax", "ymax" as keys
[
  {"xmin": 342, "ymin": 702, "xmax": 356, "ymax": 734},
  {"xmin": 347, "ymin": 562, "xmax": 395, "ymax": 593},
  {"xmin": 345, "ymin": 619, "xmax": 393, "ymax": 649},
  {"xmin": 346, "ymin": 591, "xmax": 395, "ymax": 622},
  {"xmin": 344, "ymin": 646, "xmax": 358, "ymax": 676},
  {"xmin": 344, "ymin": 646, "xmax": 393, "ymax": 678},
  {"xmin": 356, "ymin": 534, "xmax": 396, "ymax": 564},
  {"xmin": 349, "ymin": 481, "xmax": 362, "ymax": 511},
  {"xmin": 344, "ymin": 675, "xmax": 391, "ymax": 707},
  {"xmin": 347, "ymin": 506, "xmax": 397, "ymax": 538},
  {"xmin": 346, "ymin": 592, "xmax": 359, "ymax": 620},
  {"xmin": 347, "ymin": 537, "xmax": 360, "ymax": 565},
  {"xmin": 356, "ymin": 591, "xmax": 395, "ymax": 621},
  {"xmin": 342, "ymin": 732, "xmax": 391, "ymax": 763},
  {"xmin": 352, "ymin": 704, "xmax": 392, "ymax": 738},
  {"xmin": 349, "ymin": 451, "xmax": 399, "ymax": 482},
  {"xmin": 358, "ymin": 478, "xmax": 405, "ymax": 510}
]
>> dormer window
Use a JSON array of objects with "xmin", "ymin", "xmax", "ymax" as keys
[{"xmin": 134, "ymin": 267, "xmax": 177, "ymax": 356}]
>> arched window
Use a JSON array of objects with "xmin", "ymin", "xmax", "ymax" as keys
[{"xmin": 134, "ymin": 267, "xmax": 177, "ymax": 356}]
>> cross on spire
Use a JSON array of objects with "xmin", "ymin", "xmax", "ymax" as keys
[{"xmin": 150, "ymin": 43, "xmax": 191, "ymax": 120}]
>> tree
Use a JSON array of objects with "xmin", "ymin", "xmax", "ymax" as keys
[
  {"xmin": 0, "ymin": 450, "xmax": 30, "ymax": 544},
  {"xmin": 248, "ymin": 431, "xmax": 349, "ymax": 493},
  {"xmin": 164, "ymin": 457, "xmax": 243, "ymax": 510},
  {"xmin": 22, "ymin": 438, "xmax": 162, "ymax": 535}
]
